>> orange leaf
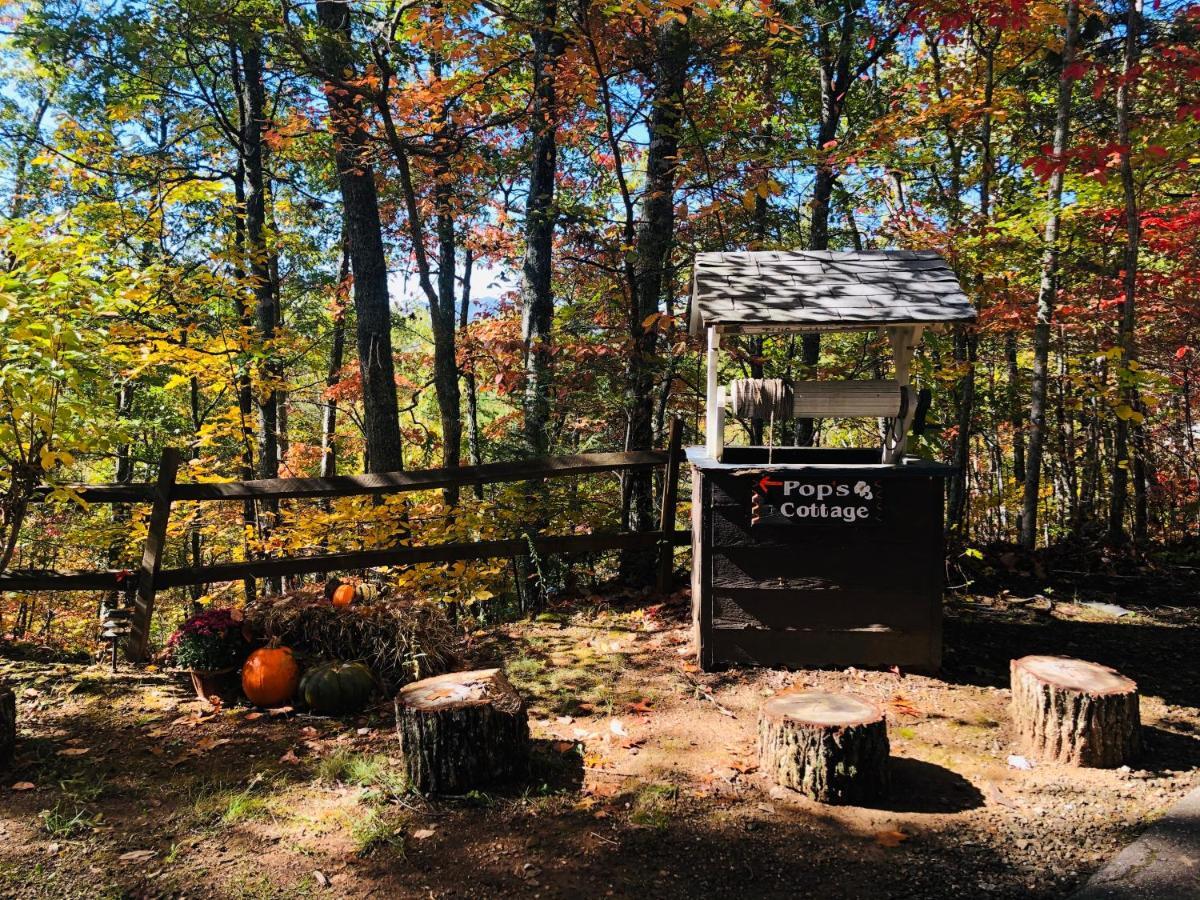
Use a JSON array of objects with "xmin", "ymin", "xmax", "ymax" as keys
[{"xmin": 875, "ymin": 829, "xmax": 909, "ymax": 848}]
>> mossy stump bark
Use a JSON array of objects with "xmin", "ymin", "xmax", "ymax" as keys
[
  {"xmin": 395, "ymin": 668, "xmax": 529, "ymax": 794},
  {"xmin": 758, "ymin": 691, "xmax": 889, "ymax": 804},
  {"xmin": 0, "ymin": 682, "xmax": 15, "ymax": 769},
  {"xmin": 1010, "ymin": 655, "xmax": 1140, "ymax": 768}
]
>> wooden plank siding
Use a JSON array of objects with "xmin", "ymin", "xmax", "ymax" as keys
[{"xmin": 691, "ymin": 458, "xmax": 947, "ymax": 671}]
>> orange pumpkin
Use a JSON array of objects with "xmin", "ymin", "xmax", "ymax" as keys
[
  {"xmin": 242, "ymin": 647, "xmax": 300, "ymax": 707},
  {"xmin": 332, "ymin": 583, "xmax": 356, "ymax": 608}
]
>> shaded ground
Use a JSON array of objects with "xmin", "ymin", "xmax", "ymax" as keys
[{"xmin": 2, "ymin": 587, "xmax": 1199, "ymax": 899}]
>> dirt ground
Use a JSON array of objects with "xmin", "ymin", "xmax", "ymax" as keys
[{"xmin": 2, "ymin": 588, "xmax": 1199, "ymax": 900}]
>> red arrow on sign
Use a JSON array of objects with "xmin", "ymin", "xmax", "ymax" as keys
[{"xmin": 757, "ymin": 476, "xmax": 783, "ymax": 493}]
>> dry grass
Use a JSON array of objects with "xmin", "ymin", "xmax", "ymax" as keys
[{"xmin": 246, "ymin": 590, "xmax": 457, "ymax": 690}]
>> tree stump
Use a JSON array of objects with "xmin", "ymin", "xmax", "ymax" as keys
[
  {"xmin": 0, "ymin": 681, "xmax": 15, "ymax": 769},
  {"xmin": 395, "ymin": 668, "xmax": 529, "ymax": 794},
  {"xmin": 758, "ymin": 691, "xmax": 889, "ymax": 804},
  {"xmin": 1011, "ymin": 655, "xmax": 1140, "ymax": 768}
]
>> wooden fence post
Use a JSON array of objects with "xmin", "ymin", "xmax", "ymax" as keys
[
  {"xmin": 656, "ymin": 417, "xmax": 683, "ymax": 593},
  {"xmin": 126, "ymin": 448, "xmax": 181, "ymax": 662}
]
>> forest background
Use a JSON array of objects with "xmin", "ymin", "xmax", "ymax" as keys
[{"xmin": 1, "ymin": 0, "xmax": 1198, "ymax": 651}]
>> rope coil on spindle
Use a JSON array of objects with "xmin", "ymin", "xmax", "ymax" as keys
[{"xmin": 729, "ymin": 378, "xmax": 793, "ymax": 421}]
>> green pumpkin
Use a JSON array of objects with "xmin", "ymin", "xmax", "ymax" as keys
[{"xmin": 299, "ymin": 661, "xmax": 375, "ymax": 715}]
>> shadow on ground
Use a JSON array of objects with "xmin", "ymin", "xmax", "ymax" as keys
[{"xmin": 943, "ymin": 608, "xmax": 1200, "ymax": 709}]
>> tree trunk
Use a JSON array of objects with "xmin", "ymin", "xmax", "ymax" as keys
[
  {"xmin": 395, "ymin": 669, "xmax": 530, "ymax": 794},
  {"xmin": 433, "ymin": 178, "xmax": 462, "ymax": 504},
  {"xmin": 0, "ymin": 682, "xmax": 14, "ymax": 769},
  {"xmin": 795, "ymin": 8, "xmax": 856, "ymax": 447},
  {"xmin": 460, "ymin": 248, "xmax": 484, "ymax": 500},
  {"xmin": 1007, "ymin": 332, "xmax": 1026, "ymax": 486},
  {"xmin": 321, "ymin": 245, "xmax": 349, "ymax": 480},
  {"xmin": 1011, "ymin": 655, "xmax": 1140, "ymax": 767},
  {"xmin": 229, "ymin": 45, "xmax": 258, "ymax": 603},
  {"xmin": 1020, "ymin": 0, "xmax": 1080, "ymax": 549},
  {"xmin": 758, "ymin": 691, "xmax": 889, "ymax": 803},
  {"xmin": 620, "ymin": 16, "xmax": 689, "ymax": 585},
  {"xmin": 241, "ymin": 36, "xmax": 278, "ymax": 483},
  {"xmin": 1109, "ymin": 0, "xmax": 1146, "ymax": 547},
  {"xmin": 240, "ymin": 35, "xmax": 281, "ymax": 594},
  {"xmin": 315, "ymin": 0, "xmax": 404, "ymax": 474},
  {"xmin": 520, "ymin": 0, "xmax": 563, "ymax": 459}
]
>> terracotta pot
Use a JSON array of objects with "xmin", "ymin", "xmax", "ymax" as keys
[{"xmin": 189, "ymin": 667, "xmax": 240, "ymax": 706}]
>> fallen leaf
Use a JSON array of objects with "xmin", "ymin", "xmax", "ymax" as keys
[
  {"xmin": 171, "ymin": 713, "xmax": 214, "ymax": 727},
  {"xmin": 888, "ymin": 695, "xmax": 923, "ymax": 717},
  {"xmin": 412, "ymin": 828, "xmax": 436, "ymax": 840},
  {"xmin": 627, "ymin": 699, "xmax": 653, "ymax": 715},
  {"xmin": 267, "ymin": 706, "xmax": 294, "ymax": 717},
  {"xmin": 10, "ymin": 781, "xmax": 35, "ymax": 791},
  {"xmin": 279, "ymin": 749, "xmax": 301, "ymax": 764},
  {"xmin": 57, "ymin": 748, "xmax": 89, "ymax": 757},
  {"xmin": 244, "ymin": 711, "xmax": 264, "ymax": 721},
  {"xmin": 118, "ymin": 850, "xmax": 156, "ymax": 862},
  {"xmin": 193, "ymin": 737, "xmax": 231, "ymax": 753},
  {"xmin": 299, "ymin": 726, "xmax": 319, "ymax": 738},
  {"xmin": 875, "ymin": 829, "xmax": 909, "ymax": 848},
  {"xmin": 313, "ymin": 870, "xmax": 329, "ymax": 888}
]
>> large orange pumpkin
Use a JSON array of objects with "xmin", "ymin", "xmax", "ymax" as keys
[
  {"xmin": 242, "ymin": 647, "xmax": 300, "ymax": 707},
  {"xmin": 332, "ymin": 583, "xmax": 356, "ymax": 608}
]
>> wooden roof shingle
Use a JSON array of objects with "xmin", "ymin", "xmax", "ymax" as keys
[{"xmin": 688, "ymin": 250, "xmax": 976, "ymax": 335}]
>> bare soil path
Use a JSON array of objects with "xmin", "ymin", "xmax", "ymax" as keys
[{"xmin": 2, "ymin": 590, "xmax": 1198, "ymax": 899}]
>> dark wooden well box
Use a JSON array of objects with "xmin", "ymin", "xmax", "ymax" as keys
[{"xmin": 689, "ymin": 447, "xmax": 954, "ymax": 671}]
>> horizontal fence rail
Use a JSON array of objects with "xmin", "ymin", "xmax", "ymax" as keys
[
  {"xmin": 33, "ymin": 450, "xmax": 672, "ymax": 505},
  {"xmin": 3, "ymin": 419, "xmax": 686, "ymax": 661}
]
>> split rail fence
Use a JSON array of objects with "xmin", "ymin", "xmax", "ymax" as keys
[{"xmin": 1, "ymin": 419, "xmax": 686, "ymax": 661}]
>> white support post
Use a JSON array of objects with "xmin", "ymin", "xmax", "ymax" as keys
[
  {"xmin": 705, "ymin": 326, "xmax": 722, "ymax": 459},
  {"xmin": 883, "ymin": 326, "xmax": 923, "ymax": 463}
]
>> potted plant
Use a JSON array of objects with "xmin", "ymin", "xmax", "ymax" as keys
[{"xmin": 166, "ymin": 608, "xmax": 249, "ymax": 705}]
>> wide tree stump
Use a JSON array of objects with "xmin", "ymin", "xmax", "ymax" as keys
[
  {"xmin": 0, "ymin": 682, "xmax": 15, "ymax": 769},
  {"xmin": 758, "ymin": 691, "xmax": 889, "ymax": 804},
  {"xmin": 1011, "ymin": 655, "xmax": 1140, "ymax": 768},
  {"xmin": 395, "ymin": 668, "xmax": 529, "ymax": 794}
]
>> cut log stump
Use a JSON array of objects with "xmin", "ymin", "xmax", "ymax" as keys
[
  {"xmin": 1011, "ymin": 655, "xmax": 1140, "ymax": 768},
  {"xmin": 0, "ymin": 682, "xmax": 15, "ymax": 769},
  {"xmin": 395, "ymin": 668, "xmax": 529, "ymax": 794},
  {"xmin": 758, "ymin": 691, "xmax": 889, "ymax": 804}
]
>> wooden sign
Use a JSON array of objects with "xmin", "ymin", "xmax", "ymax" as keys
[{"xmin": 751, "ymin": 475, "xmax": 883, "ymax": 526}]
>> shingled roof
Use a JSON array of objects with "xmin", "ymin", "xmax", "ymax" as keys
[{"xmin": 688, "ymin": 250, "xmax": 976, "ymax": 335}]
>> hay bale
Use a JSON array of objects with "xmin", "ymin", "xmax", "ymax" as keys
[{"xmin": 246, "ymin": 589, "xmax": 456, "ymax": 691}]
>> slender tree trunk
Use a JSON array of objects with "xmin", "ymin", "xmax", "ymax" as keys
[
  {"xmin": 520, "ymin": 0, "xmax": 563, "ymax": 458},
  {"xmin": 459, "ymin": 248, "xmax": 483, "ymax": 500},
  {"xmin": 1109, "ymin": 0, "xmax": 1146, "ymax": 547},
  {"xmin": 315, "ymin": 0, "xmax": 404, "ymax": 474},
  {"xmin": 321, "ymin": 246, "xmax": 349, "ymax": 480},
  {"xmin": 229, "ymin": 42, "xmax": 258, "ymax": 603},
  {"xmin": 241, "ymin": 37, "xmax": 278, "ymax": 483},
  {"xmin": 797, "ymin": 9, "xmax": 854, "ymax": 446},
  {"xmin": 433, "ymin": 176, "xmax": 462, "ymax": 504},
  {"xmin": 1007, "ymin": 332, "xmax": 1026, "ymax": 486},
  {"xmin": 7, "ymin": 92, "xmax": 51, "ymax": 219},
  {"xmin": 1020, "ymin": 0, "xmax": 1080, "ymax": 549},
  {"xmin": 240, "ymin": 35, "xmax": 281, "ymax": 594},
  {"xmin": 620, "ymin": 16, "xmax": 689, "ymax": 584}
]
